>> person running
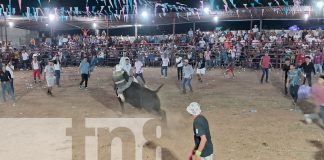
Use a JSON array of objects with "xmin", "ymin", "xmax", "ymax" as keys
[
  {"xmin": 312, "ymin": 75, "xmax": 324, "ymax": 127},
  {"xmin": 301, "ymin": 56, "xmax": 316, "ymax": 87},
  {"xmin": 79, "ymin": 58, "xmax": 90, "ymax": 90},
  {"xmin": 175, "ymin": 54, "xmax": 183, "ymax": 81},
  {"xmin": 134, "ymin": 57, "xmax": 146, "ymax": 85},
  {"xmin": 282, "ymin": 58, "xmax": 290, "ymax": 95},
  {"xmin": 182, "ymin": 59, "xmax": 193, "ymax": 94},
  {"xmin": 196, "ymin": 53, "xmax": 206, "ymax": 83},
  {"xmin": 44, "ymin": 61, "xmax": 55, "ymax": 96},
  {"xmin": 187, "ymin": 102, "xmax": 214, "ymax": 160},
  {"xmin": 0, "ymin": 66, "xmax": 15, "ymax": 106},
  {"xmin": 5, "ymin": 61, "xmax": 14, "ymax": 93},
  {"xmin": 32, "ymin": 57, "xmax": 41, "ymax": 83},
  {"xmin": 260, "ymin": 52, "xmax": 271, "ymax": 84},
  {"xmin": 286, "ymin": 64, "xmax": 304, "ymax": 111},
  {"xmin": 53, "ymin": 55, "xmax": 62, "ymax": 87},
  {"xmin": 161, "ymin": 54, "xmax": 169, "ymax": 78}
]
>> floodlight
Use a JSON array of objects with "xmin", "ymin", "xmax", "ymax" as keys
[
  {"xmin": 204, "ymin": 7, "xmax": 210, "ymax": 14},
  {"xmin": 213, "ymin": 16, "xmax": 219, "ymax": 22},
  {"xmin": 8, "ymin": 22, "xmax": 14, "ymax": 28},
  {"xmin": 93, "ymin": 23, "xmax": 97, "ymax": 28},
  {"xmin": 49, "ymin": 14, "xmax": 56, "ymax": 21},
  {"xmin": 141, "ymin": 11, "xmax": 148, "ymax": 18},
  {"xmin": 317, "ymin": 1, "xmax": 324, "ymax": 8},
  {"xmin": 304, "ymin": 14, "xmax": 309, "ymax": 20}
]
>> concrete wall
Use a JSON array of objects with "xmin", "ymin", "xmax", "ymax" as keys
[{"xmin": 0, "ymin": 27, "xmax": 39, "ymax": 48}]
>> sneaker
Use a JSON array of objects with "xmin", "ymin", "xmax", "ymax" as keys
[
  {"xmin": 79, "ymin": 86, "xmax": 82, "ymax": 89},
  {"xmin": 85, "ymin": 87, "xmax": 88, "ymax": 90},
  {"xmin": 12, "ymin": 103, "xmax": 16, "ymax": 107}
]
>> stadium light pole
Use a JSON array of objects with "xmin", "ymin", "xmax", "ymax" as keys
[{"xmin": 49, "ymin": 14, "xmax": 56, "ymax": 54}]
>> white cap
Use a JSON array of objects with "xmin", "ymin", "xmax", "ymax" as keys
[{"xmin": 186, "ymin": 102, "xmax": 201, "ymax": 116}]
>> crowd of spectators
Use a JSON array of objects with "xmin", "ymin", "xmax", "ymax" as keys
[{"xmin": 0, "ymin": 25, "xmax": 324, "ymax": 72}]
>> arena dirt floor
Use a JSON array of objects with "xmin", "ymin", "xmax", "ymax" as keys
[{"xmin": 0, "ymin": 67, "xmax": 324, "ymax": 160}]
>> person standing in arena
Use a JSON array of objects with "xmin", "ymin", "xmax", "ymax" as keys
[
  {"xmin": 5, "ymin": 61, "xmax": 14, "ymax": 93},
  {"xmin": 182, "ymin": 59, "xmax": 193, "ymax": 94},
  {"xmin": 53, "ymin": 55, "xmax": 62, "ymax": 87},
  {"xmin": 260, "ymin": 52, "xmax": 271, "ymax": 84},
  {"xmin": 301, "ymin": 56, "xmax": 316, "ymax": 87},
  {"xmin": 161, "ymin": 54, "xmax": 169, "ymax": 78},
  {"xmin": 175, "ymin": 54, "xmax": 183, "ymax": 81},
  {"xmin": 196, "ymin": 53, "xmax": 206, "ymax": 83},
  {"xmin": 79, "ymin": 58, "xmax": 90, "ymax": 90},
  {"xmin": 44, "ymin": 61, "xmax": 55, "ymax": 96},
  {"xmin": 31, "ymin": 55, "xmax": 41, "ymax": 83},
  {"xmin": 134, "ymin": 57, "xmax": 146, "ymax": 85},
  {"xmin": 0, "ymin": 66, "xmax": 15, "ymax": 106},
  {"xmin": 187, "ymin": 102, "xmax": 214, "ymax": 160},
  {"xmin": 282, "ymin": 58, "xmax": 290, "ymax": 95}
]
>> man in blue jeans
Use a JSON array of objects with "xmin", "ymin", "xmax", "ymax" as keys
[
  {"xmin": 0, "ymin": 66, "xmax": 15, "ymax": 106},
  {"xmin": 182, "ymin": 59, "xmax": 193, "ymax": 94},
  {"xmin": 79, "ymin": 58, "xmax": 90, "ymax": 90},
  {"xmin": 161, "ymin": 54, "xmax": 169, "ymax": 78}
]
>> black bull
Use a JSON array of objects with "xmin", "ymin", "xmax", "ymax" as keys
[{"xmin": 114, "ymin": 81, "xmax": 166, "ymax": 121}]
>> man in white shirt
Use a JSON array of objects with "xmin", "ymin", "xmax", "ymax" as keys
[
  {"xmin": 199, "ymin": 38, "xmax": 206, "ymax": 49},
  {"xmin": 188, "ymin": 28, "xmax": 194, "ymax": 37},
  {"xmin": 122, "ymin": 58, "xmax": 132, "ymax": 75},
  {"xmin": 161, "ymin": 54, "xmax": 169, "ymax": 78},
  {"xmin": 6, "ymin": 61, "xmax": 14, "ymax": 93},
  {"xmin": 22, "ymin": 51, "xmax": 29, "ymax": 70},
  {"xmin": 175, "ymin": 54, "xmax": 184, "ymax": 80},
  {"xmin": 252, "ymin": 25, "xmax": 259, "ymax": 33},
  {"xmin": 219, "ymin": 35, "xmax": 226, "ymax": 44},
  {"xmin": 134, "ymin": 57, "xmax": 146, "ymax": 85}
]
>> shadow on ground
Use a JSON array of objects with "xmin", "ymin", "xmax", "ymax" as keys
[{"xmin": 308, "ymin": 140, "xmax": 324, "ymax": 160}]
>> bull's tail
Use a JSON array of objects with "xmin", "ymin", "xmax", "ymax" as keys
[{"xmin": 155, "ymin": 84, "xmax": 164, "ymax": 93}]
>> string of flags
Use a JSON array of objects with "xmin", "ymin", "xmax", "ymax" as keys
[{"xmin": 0, "ymin": 0, "xmax": 308, "ymax": 22}]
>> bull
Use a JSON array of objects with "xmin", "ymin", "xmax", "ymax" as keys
[{"xmin": 113, "ymin": 69, "xmax": 166, "ymax": 122}]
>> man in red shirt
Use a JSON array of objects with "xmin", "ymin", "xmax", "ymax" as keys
[
  {"xmin": 296, "ymin": 50, "xmax": 305, "ymax": 67},
  {"xmin": 260, "ymin": 52, "xmax": 271, "ymax": 83}
]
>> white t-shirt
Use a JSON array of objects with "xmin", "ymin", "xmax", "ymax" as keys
[
  {"xmin": 134, "ymin": 61, "xmax": 144, "ymax": 74},
  {"xmin": 199, "ymin": 40, "xmax": 206, "ymax": 48},
  {"xmin": 54, "ymin": 62, "xmax": 61, "ymax": 71},
  {"xmin": 161, "ymin": 57, "xmax": 169, "ymax": 67},
  {"xmin": 219, "ymin": 36, "xmax": 226, "ymax": 43},
  {"xmin": 32, "ymin": 62, "xmax": 39, "ymax": 70},
  {"xmin": 175, "ymin": 57, "xmax": 183, "ymax": 67},
  {"xmin": 269, "ymin": 35, "xmax": 277, "ymax": 42},
  {"xmin": 22, "ymin": 52, "xmax": 29, "ymax": 60},
  {"xmin": 188, "ymin": 30, "xmax": 194, "ymax": 37},
  {"xmin": 5, "ymin": 65, "xmax": 14, "ymax": 78},
  {"xmin": 252, "ymin": 27, "xmax": 259, "ymax": 33}
]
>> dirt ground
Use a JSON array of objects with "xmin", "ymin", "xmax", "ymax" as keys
[{"xmin": 0, "ymin": 67, "xmax": 324, "ymax": 160}]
